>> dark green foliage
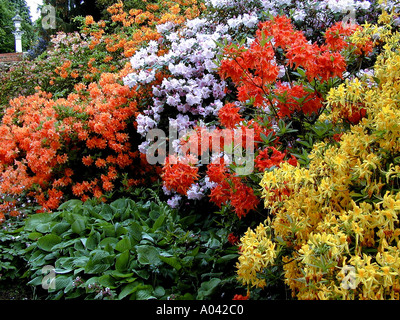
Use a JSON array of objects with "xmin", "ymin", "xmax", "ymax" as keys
[{"xmin": 19, "ymin": 197, "xmax": 240, "ymax": 300}]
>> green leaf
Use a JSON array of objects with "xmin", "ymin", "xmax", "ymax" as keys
[
  {"xmin": 153, "ymin": 286, "xmax": 165, "ymax": 298},
  {"xmin": 71, "ymin": 219, "xmax": 86, "ymax": 234},
  {"xmin": 118, "ymin": 282, "xmax": 138, "ymax": 299},
  {"xmin": 115, "ymin": 238, "xmax": 132, "ymax": 253},
  {"xmin": 86, "ymin": 231, "xmax": 100, "ymax": 250},
  {"xmin": 36, "ymin": 222, "xmax": 56, "ymax": 233},
  {"xmin": 58, "ymin": 199, "xmax": 83, "ymax": 211},
  {"xmin": 51, "ymin": 222, "xmax": 71, "ymax": 235},
  {"xmin": 115, "ymin": 224, "xmax": 128, "ymax": 237},
  {"xmin": 99, "ymin": 237, "xmax": 118, "ymax": 249},
  {"xmin": 25, "ymin": 213, "xmax": 54, "ymax": 232},
  {"xmin": 197, "ymin": 278, "xmax": 222, "ymax": 299},
  {"xmin": 28, "ymin": 275, "xmax": 43, "ymax": 286},
  {"xmin": 136, "ymin": 287, "xmax": 156, "ymax": 300},
  {"xmin": 37, "ymin": 234, "xmax": 62, "ymax": 252},
  {"xmin": 55, "ymin": 257, "xmax": 74, "ymax": 271},
  {"xmin": 152, "ymin": 214, "xmax": 166, "ymax": 231},
  {"xmin": 296, "ymin": 67, "xmax": 306, "ymax": 77},
  {"xmin": 110, "ymin": 271, "xmax": 135, "ymax": 279},
  {"xmin": 100, "ymin": 204, "xmax": 114, "ymax": 221},
  {"xmin": 159, "ymin": 256, "xmax": 181, "ymax": 270},
  {"xmin": 216, "ymin": 254, "xmax": 239, "ymax": 264},
  {"xmin": 28, "ymin": 232, "xmax": 43, "ymax": 240},
  {"xmin": 116, "ymin": 250, "xmax": 130, "ymax": 272},
  {"xmin": 85, "ymin": 250, "xmax": 113, "ymax": 274},
  {"xmin": 127, "ymin": 221, "xmax": 142, "ymax": 242},
  {"xmin": 98, "ymin": 274, "xmax": 117, "ymax": 289},
  {"xmin": 136, "ymin": 245, "xmax": 161, "ymax": 266},
  {"xmin": 149, "ymin": 209, "xmax": 160, "ymax": 221}
]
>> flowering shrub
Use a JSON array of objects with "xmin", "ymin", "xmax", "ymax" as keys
[
  {"xmin": 152, "ymin": 14, "xmax": 371, "ymax": 220},
  {"xmin": 236, "ymin": 10, "xmax": 400, "ymax": 300},
  {"xmin": 0, "ymin": 0, "xmax": 206, "ymax": 222},
  {"xmin": 0, "ymin": 30, "xmax": 124, "ymax": 109},
  {"xmin": 0, "ymin": 0, "xmax": 204, "ymax": 113},
  {"xmin": 1, "ymin": 0, "xmax": 398, "ymax": 302},
  {"xmin": 121, "ymin": 0, "xmax": 377, "ymax": 221},
  {"xmin": 205, "ymin": 0, "xmax": 381, "ymax": 43},
  {"xmin": 0, "ymin": 72, "xmax": 163, "ymax": 217}
]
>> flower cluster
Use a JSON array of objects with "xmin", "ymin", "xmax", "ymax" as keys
[
  {"xmin": 0, "ymin": 71, "xmax": 160, "ymax": 213},
  {"xmin": 123, "ymin": 0, "xmax": 377, "ymax": 220},
  {"xmin": 237, "ymin": 10, "xmax": 400, "ymax": 299},
  {"xmin": 123, "ymin": 16, "xmax": 241, "ymax": 145},
  {"xmin": 219, "ymin": 15, "xmax": 369, "ymax": 118},
  {"xmin": 205, "ymin": 0, "xmax": 381, "ymax": 42}
]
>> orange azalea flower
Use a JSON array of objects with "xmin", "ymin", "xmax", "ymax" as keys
[
  {"xmin": 85, "ymin": 15, "xmax": 95, "ymax": 25},
  {"xmin": 218, "ymin": 103, "xmax": 244, "ymax": 129},
  {"xmin": 162, "ymin": 156, "xmax": 199, "ymax": 195},
  {"xmin": 95, "ymin": 158, "xmax": 107, "ymax": 168},
  {"xmin": 206, "ymin": 159, "xmax": 259, "ymax": 218}
]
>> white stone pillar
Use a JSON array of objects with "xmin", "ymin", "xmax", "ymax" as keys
[
  {"xmin": 12, "ymin": 14, "xmax": 24, "ymax": 53},
  {"xmin": 13, "ymin": 31, "xmax": 23, "ymax": 53}
]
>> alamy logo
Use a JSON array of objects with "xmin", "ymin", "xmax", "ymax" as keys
[
  {"xmin": 41, "ymin": 5, "xmax": 56, "ymax": 30},
  {"xmin": 145, "ymin": 126, "xmax": 255, "ymax": 175},
  {"xmin": 341, "ymin": 265, "xmax": 357, "ymax": 290},
  {"xmin": 41, "ymin": 265, "xmax": 56, "ymax": 290}
]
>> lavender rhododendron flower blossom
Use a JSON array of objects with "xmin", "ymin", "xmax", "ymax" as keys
[
  {"xmin": 186, "ymin": 183, "xmax": 205, "ymax": 200},
  {"xmin": 167, "ymin": 194, "xmax": 182, "ymax": 208}
]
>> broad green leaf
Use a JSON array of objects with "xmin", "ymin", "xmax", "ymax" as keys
[
  {"xmin": 115, "ymin": 224, "xmax": 128, "ymax": 237},
  {"xmin": 100, "ymin": 204, "xmax": 114, "ymax": 221},
  {"xmin": 116, "ymin": 250, "xmax": 130, "ymax": 272},
  {"xmin": 118, "ymin": 282, "xmax": 138, "ymax": 299},
  {"xmin": 86, "ymin": 231, "xmax": 100, "ymax": 250},
  {"xmin": 197, "ymin": 278, "xmax": 221, "ymax": 299},
  {"xmin": 110, "ymin": 271, "xmax": 135, "ymax": 279},
  {"xmin": 37, "ymin": 234, "xmax": 62, "ymax": 252},
  {"xmin": 99, "ymin": 237, "xmax": 118, "ymax": 249},
  {"xmin": 58, "ymin": 199, "xmax": 83, "ymax": 211},
  {"xmin": 216, "ymin": 254, "xmax": 239, "ymax": 264},
  {"xmin": 53, "ymin": 275, "xmax": 73, "ymax": 291},
  {"xmin": 55, "ymin": 257, "xmax": 74, "ymax": 271},
  {"xmin": 84, "ymin": 250, "xmax": 113, "ymax": 274},
  {"xmin": 98, "ymin": 274, "xmax": 117, "ymax": 289},
  {"xmin": 128, "ymin": 222, "xmax": 142, "ymax": 241},
  {"xmin": 28, "ymin": 232, "xmax": 42, "ymax": 241},
  {"xmin": 36, "ymin": 221, "xmax": 56, "ymax": 233},
  {"xmin": 28, "ymin": 275, "xmax": 43, "ymax": 286},
  {"xmin": 152, "ymin": 214, "xmax": 166, "ymax": 231},
  {"xmin": 51, "ymin": 222, "xmax": 71, "ymax": 235},
  {"xmin": 159, "ymin": 256, "xmax": 181, "ymax": 270},
  {"xmin": 115, "ymin": 238, "xmax": 132, "ymax": 253},
  {"xmin": 85, "ymin": 261, "xmax": 110, "ymax": 274},
  {"xmin": 136, "ymin": 245, "xmax": 161, "ymax": 266},
  {"xmin": 136, "ymin": 287, "xmax": 156, "ymax": 300},
  {"xmin": 25, "ymin": 213, "xmax": 54, "ymax": 232},
  {"xmin": 153, "ymin": 286, "xmax": 165, "ymax": 298},
  {"xmin": 71, "ymin": 219, "xmax": 86, "ymax": 234}
]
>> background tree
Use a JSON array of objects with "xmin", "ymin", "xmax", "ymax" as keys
[
  {"xmin": 0, "ymin": 0, "xmax": 35, "ymax": 53},
  {"xmin": 0, "ymin": 0, "xmax": 14, "ymax": 53}
]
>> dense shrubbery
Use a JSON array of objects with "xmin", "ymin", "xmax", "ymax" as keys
[{"xmin": 0, "ymin": 0, "xmax": 400, "ymax": 300}]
